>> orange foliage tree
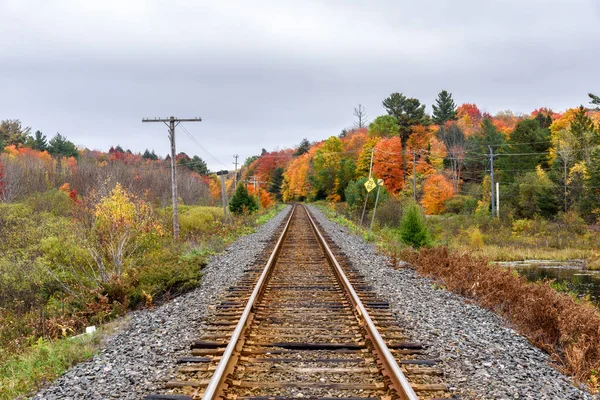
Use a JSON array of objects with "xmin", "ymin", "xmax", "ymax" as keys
[
  {"xmin": 372, "ymin": 137, "xmax": 403, "ymax": 193},
  {"xmin": 282, "ymin": 146, "xmax": 318, "ymax": 201},
  {"xmin": 456, "ymin": 103, "xmax": 483, "ymax": 137},
  {"xmin": 248, "ymin": 186, "xmax": 272, "ymax": 208},
  {"xmin": 420, "ymin": 173, "xmax": 455, "ymax": 215},
  {"xmin": 342, "ymin": 129, "xmax": 368, "ymax": 161}
]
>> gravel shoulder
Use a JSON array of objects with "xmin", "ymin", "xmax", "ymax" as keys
[
  {"xmin": 307, "ymin": 205, "xmax": 597, "ymax": 400},
  {"xmin": 32, "ymin": 206, "xmax": 292, "ymax": 400}
]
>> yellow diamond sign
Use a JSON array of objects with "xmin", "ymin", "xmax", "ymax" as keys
[
  {"xmin": 364, "ymin": 178, "xmax": 376, "ymax": 192},
  {"xmin": 377, "ymin": 179, "xmax": 384, "ymax": 186}
]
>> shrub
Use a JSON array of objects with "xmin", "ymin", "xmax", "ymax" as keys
[
  {"xmin": 399, "ymin": 203, "xmax": 430, "ymax": 248},
  {"xmin": 229, "ymin": 183, "xmax": 258, "ymax": 215},
  {"xmin": 82, "ymin": 183, "xmax": 165, "ymax": 284},
  {"xmin": 25, "ymin": 189, "xmax": 72, "ymax": 217},
  {"xmin": 468, "ymin": 227, "xmax": 485, "ymax": 248},
  {"xmin": 177, "ymin": 205, "xmax": 223, "ymax": 238},
  {"xmin": 375, "ymin": 197, "xmax": 403, "ymax": 228},
  {"xmin": 344, "ymin": 177, "xmax": 388, "ymax": 219},
  {"xmin": 443, "ymin": 195, "xmax": 478, "ymax": 215}
]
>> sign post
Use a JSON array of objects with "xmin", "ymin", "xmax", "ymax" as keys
[{"xmin": 370, "ymin": 179, "xmax": 384, "ymax": 232}]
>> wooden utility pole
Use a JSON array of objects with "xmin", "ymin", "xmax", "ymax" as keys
[
  {"xmin": 489, "ymin": 145, "xmax": 496, "ymax": 218},
  {"xmin": 142, "ymin": 116, "xmax": 202, "ymax": 239},
  {"xmin": 233, "ymin": 154, "xmax": 239, "ymax": 188},
  {"xmin": 216, "ymin": 170, "xmax": 232, "ymax": 224},
  {"xmin": 412, "ymin": 151, "xmax": 418, "ymax": 202},
  {"xmin": 360, "ymin": 148, "xmax": 375, "ymax": 227}
]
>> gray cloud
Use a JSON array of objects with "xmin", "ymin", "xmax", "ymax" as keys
[{"xmin": 1, "ymin": 0, "xmax": 598, "ymax": 170}]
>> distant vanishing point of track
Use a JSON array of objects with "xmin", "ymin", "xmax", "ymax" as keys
[{"xmin": 145, "ymin": 205, "xmax": 449, "ymax": 400}]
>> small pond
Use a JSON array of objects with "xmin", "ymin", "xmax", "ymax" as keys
[{"xmin": 498, "ymin": 261, "xmax": 600, "ymax": 306}]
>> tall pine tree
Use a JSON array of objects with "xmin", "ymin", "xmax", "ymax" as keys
[
  {"xmin": 431, "ymin": 90, "xmax": 458, "ymax": 125},
  {"xmin": 382, "ymin": 93, "xmax": 429, "ymax": 145},
  {"xmin": 589, "ymin": 93, "xmax": 600, "ymax": 110}
]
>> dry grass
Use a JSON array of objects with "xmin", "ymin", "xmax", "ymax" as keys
[{"xmin": 401, "ymin": 247, "xmax": 600, "ymax": 391}]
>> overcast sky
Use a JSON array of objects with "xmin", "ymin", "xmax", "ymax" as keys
[{"xmin": 1, "ymin": 0, "xmax": 599, "ymax": 171}]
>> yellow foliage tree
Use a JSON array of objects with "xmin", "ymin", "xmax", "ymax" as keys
[{"xmin": 88, "ymin": 183, "xmax": 163, "ymax": 283}]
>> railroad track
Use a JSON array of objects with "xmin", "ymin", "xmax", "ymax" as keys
[{"xmin": 146, "ymin": 205, "xmax": 448, "ymax": 400}]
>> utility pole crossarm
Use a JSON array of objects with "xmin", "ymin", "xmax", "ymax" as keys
[{"xmin": 142, "ymin": 117, "xmax": 202, "ymax": 122}]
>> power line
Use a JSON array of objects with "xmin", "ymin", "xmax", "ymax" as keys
[{"xmin": 179, "ymin": 123, "xmax": 228, "ymax": 169}]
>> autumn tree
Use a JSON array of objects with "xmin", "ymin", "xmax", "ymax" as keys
[
  {"xmin": 456, "ymin": 103, "xmax": 483, "ymax": 137},
  {"xmin": 368, "ymin": 115, "xmax": 399, "ymax": 138},
  {"xmin": 421, "ymin": 173, "xmax": 455, "ymax": 215},
  {"xmin": 356, "ymin": 137, "xmax": 380, "ymax": 176},
  {"xmin": 372, "ymin": 137, "xmax": 403, "ymax": 193},
  {"xmin": 309, "ymin": 136, "xmax": 345, "ymax": 200},
  {"xmin": 282, "ymin": 147, "xmax": 316, "ymax": 201},
  {"xmin": 437, "ymin": 123, "xmax": 468, "ymax": 189},
  {"xmin": 353, "ymin": 104, "xmax": 369, "ymax": 129},
  {"xmin": 85, "ymin": 183, "xmax": 164, "ymax": 283},
  {"xmin": 432, "ymin": 90, "xmax": 458, "ymax": 125},
  {"xmin": 0, "ymin": 119, "xmax": 31, "ymax": 147},
  {"xmin": 382, "ymin": 93, "xmax": 429, "ymax": 144}
]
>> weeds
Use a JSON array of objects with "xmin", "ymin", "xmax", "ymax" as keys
[
  {"xmin": 0, "ymin": 333, "xmax": 99, "ymax": 400},
  {"xmin": 402, "ymin": 247, "xmax": 600, "ymax": 391}
]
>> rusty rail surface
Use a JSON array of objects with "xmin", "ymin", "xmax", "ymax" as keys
[{"xmin": 145, "ymin": 204, "xmax": 448, "ymax": 400}]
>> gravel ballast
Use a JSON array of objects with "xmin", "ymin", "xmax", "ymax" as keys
[
  {"xmin": 307, "ymin": 205, "xmax": 597, "ymax": 400},
  {"xmin": 32, "ymin": 206, "xmax": 291, "ymax": 400}
]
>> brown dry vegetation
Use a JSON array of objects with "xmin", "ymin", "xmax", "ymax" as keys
[{"xmin": 401, "ymin": 247, "xmax": 600, "ymax": 391}]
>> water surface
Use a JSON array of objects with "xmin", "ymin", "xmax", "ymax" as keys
[{"xmin": 510, "ymin": 262, "xmax": 600, "ymax": 306}]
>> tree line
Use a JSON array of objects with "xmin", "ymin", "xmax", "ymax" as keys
[{"xmin": 241, "ymin": 91, "xmax": 600, "ymax": 222}]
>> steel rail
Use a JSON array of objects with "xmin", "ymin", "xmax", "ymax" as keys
[
  {"xmin": 201, "ymin": 205, "xmax": 296, "ymax": 400},
  {"xmin": 303, "ymin": 205, "xmax": 419, "ymax": 400}
]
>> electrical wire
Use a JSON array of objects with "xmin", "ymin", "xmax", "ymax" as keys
[{"xmin": 179, "ymin": 123, "xmax": 229, "ymax": 169}]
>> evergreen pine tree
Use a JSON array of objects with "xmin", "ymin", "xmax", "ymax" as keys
[
  {"xmin": 229, "ymin": 183, "xmax": 258, "ymax": 214},
  {"xmin": 268, "ymin": 167, "xmax": 285, "ymax": 201},
  {"xmin": 294, "ymin": 138, "xmax": 310, "ymax": 156},
  {"xmin": 31, "ymin": 130, "xmax": 48, "ymax": 151},
  {"xmin": 399, "ymin": 203, "xmax": 430, "ymax": 248},
  {"xmin": 48, "ymin": 133, "xmax": 79, "ymax": 158},
  {"xmin": 382, "ymin": 92, "xmax": 429, "ymax": 144},
  {"xmin": 431, "ymin": 90, "xmax": 458, "ymax": 125},
  {"xmin": 589, "ymin": 93, "xmax": 600, "ymax": 110}
]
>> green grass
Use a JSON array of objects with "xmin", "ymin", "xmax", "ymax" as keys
[
  {"xmin": 0, "ymin": 197, "xmax": 287, "ymax": 400},
  {"xmin": 0, "ymin": 333, "xmax": 99, "ymax": 400}
]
